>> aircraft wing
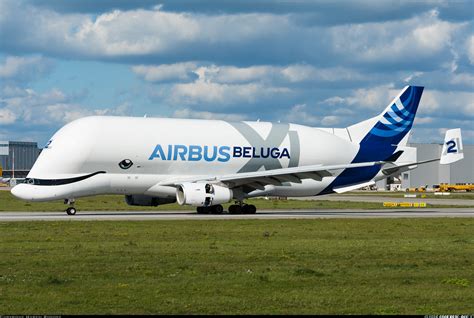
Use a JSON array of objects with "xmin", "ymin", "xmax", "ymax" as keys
[{"xmin": 158, "ymin": 161, "xmax": 385, "ymax": 191}]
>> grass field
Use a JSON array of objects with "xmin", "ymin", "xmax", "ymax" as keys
[
  {"xmin": 0, "ymin": 191, "xmax": 470, "ymax": 212},
  {"xmin": 345, "ymin": 191, "xmax": 474, "ymax": 200},
  {"xmin": 0, "ymin": 218, "xmax": 473, "ymax": 314}
]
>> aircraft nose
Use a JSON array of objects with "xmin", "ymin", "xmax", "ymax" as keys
[{"xmin": 11, "ymin": 184, "xmax": 32, "ymax": 201}]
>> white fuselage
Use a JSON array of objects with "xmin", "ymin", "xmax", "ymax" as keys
[{"xmin": 12, "ymin": 116, "xmax": 380, "ymax": 202}]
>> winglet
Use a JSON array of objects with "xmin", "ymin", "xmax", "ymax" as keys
[{"xmin": 440, "ymin": 128, "xmax": 463, "ymax": 165}]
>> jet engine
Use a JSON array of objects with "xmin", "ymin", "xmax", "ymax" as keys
[
  {"xmin": 176, "ymin": 183, "xmax": 232, "ymax": 207},
  {"xmin": 125, "ymin": 195, "xmax": 176, "ymax": 206}
]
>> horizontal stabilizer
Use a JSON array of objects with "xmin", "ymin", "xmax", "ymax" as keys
[{"xmin": 440, "ymin": 128, "xmax": 464, "ymax": 164}]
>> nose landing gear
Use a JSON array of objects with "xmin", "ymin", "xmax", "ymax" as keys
[
  {"xmin": 64, "ymin": 199, "xmax": 76, "ymax": 215},
  {"xmin": 66, "ymin": 207, "xmax": 77, "ymax": 215}
]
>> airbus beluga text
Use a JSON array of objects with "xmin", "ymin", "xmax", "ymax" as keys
[{"xmin": 11, "ymin": 86, "xmax": 464, "ymax": 215}]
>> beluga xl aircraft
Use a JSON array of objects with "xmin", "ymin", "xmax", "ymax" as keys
[{"xmin": 12, "ymin": 86, "xmax": 463, "ymax": 215}]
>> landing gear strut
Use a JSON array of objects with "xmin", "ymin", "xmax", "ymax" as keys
[{"xmin": 64, "ymin": 199, "xmax": 76, "ymax": 215}]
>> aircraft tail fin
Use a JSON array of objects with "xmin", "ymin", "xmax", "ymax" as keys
[
  {"xmin": 440, "ymin": 128, "xmax": 464, "ymax": 164},
  {"xmin": 347, "ymin": 85, "xmax": 424, "ymax": 163}
]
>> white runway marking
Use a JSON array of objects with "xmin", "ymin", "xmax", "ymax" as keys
[{"xmin": 0, "ymin": 208, "xmax": 473, "ymax": 221}]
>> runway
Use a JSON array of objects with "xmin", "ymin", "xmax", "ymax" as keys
[{"xmin": 0, "ymin": 208, "xmax": 473, "ymax": 221}]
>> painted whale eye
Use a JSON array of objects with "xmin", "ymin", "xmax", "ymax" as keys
[{"xmin": 119, "ymin": 159, "xmax": 133, "ymax": 169}]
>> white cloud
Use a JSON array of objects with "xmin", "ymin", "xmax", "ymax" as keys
[
  {"xmin": 45, "ymin": 102, "xmax": 130, "ymax": 124},
  {"xmin": 403, "ymin": 72, "xmax": 424, "ymax": 83},
  {"xmin": 168, "ymin": 65, "xmax": 290, "ymax": 106},
  {"xmin": 321, "ymin": 84, "xmax": 398, "ymax": 110},
  {"xmin": 412, "ymin": 20, "xmax": 456, "ymax": 52},
  {"xmin": 285, "ymin": 103, "xmax": 319, "ymax": 125},
  {"xmin": 1, "ymin": 3, "xmax": 288, "ymax": 59},
  {"xmin": 321, "ymin": 115, "xmax": 340, "ymax": 126},
  {"xmin": 467, "ymin": 35, "xmax": 474, "ymax": 65},
  {"xmin": 0, "ymin": 86, "xmax": 131, "ymax": 125},
  {"xmin": 414, "ymin": 116, "xmax": 434, "ymax": 125},
  {"xmin": 0, "ymin": 55, "xmax": 53, "ymax": 82},
  {"xmin": 331, "ymin": 11, "xmax": 465, "ymax": 64},
  {"xmin": 134, "ymin": 62, "xmax": 367, "ymax": 91},
  {"xmin": 281, "ymin": 65, "xmax": 317, "ymax": 82},
  {"xmin": 70, "ymin": 9, "xmax": 201, "ymax": 56},
  {"xmin": 212, "ymin": 65, "xmax": 276, "ymax": 83},
  {"xmin": 420, "ymin": 90, "xmax": 474, "ymax": 116},
  {"xmin": 449, "ymin": 72, "xmax": 474, "ymax": 86},
  {"xmin": 0, "ymin": 108, "xmax": 17, "ymax": 124},
  {"xmin": 132, "ymin": 62, "xmax": 197, "ymax": 82}
]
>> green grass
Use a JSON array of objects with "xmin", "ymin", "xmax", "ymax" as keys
[
  {"xmin": 0, "ymin": 191, "xmax": 470, "ymax": 212},
  {"xmin": 345, "ymin": 191, "xmax": 474, "ymax": 200},
  {"xmin": 0, "ymin": 219, "xmax": 473, "ymax": 314}
]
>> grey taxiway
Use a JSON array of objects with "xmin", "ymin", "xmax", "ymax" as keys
[{"xmin": 0, "ymin": 208, "xmax": 473, "ymax": 221}]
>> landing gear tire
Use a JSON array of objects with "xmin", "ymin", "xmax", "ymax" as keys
[
  {"xmin": 228, "ymin": 204, "xmax": 241, "ymax": 214},
  {"xmin": 197, "ymin": 207, "xmax": 209, "ymax": 214},
  {"xmin": 197, "ymin": 205, "xmax": 224, "ymax": 214},
  {"xmin": 212, "ymin": 205, "xmax": 224, "ymax": 214},
  {"xmin": 66, "ymin": 207, "xmax": 77, "ymax": 215},
  {"xmin": 242, "ymin": 204, "xmax": 257, "ymax": 214}
]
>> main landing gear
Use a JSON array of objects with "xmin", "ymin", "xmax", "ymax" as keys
[
  {"xmin": 196, "ymin": 202, "xmax": 257, "ymax": 214},
  {"xmin": 64, "ymin": 199, "xmax": 76, "ymax": 215},
  {"xmin": 196, "ymin": 205, "xmax": 224, "ymax": 214},
  {"xmin": 228, "ymin": 203, "xmax": 256, "ymax": 214}
]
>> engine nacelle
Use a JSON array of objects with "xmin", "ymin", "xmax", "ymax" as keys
[
  {"xmin": 176, "ymin": 183, "xmax": 232, "ymax": 207},
  {"xmin": 125, "ymin": 195, "xmax": 176, "ymax": 206}
]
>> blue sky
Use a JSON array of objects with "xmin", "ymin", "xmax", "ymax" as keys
[{"xmin": 0, "ymin": 0, "xmax": 473, "ymax": 146}]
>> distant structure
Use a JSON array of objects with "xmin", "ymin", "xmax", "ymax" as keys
[
  {"xmin": 377, "ymin": 143, "xmax": 474, "ymax": 190},
  {"xmin": 0, "ymin": 141, "xmax": 41, "ymax": 178}
]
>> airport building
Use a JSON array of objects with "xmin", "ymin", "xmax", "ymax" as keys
[
  {"xmin": 0, "ymin": 141, "xmax": 42, "ymax": 178},
  {"xmin": 377, "ymin": 143, "xmax": 474, "ymax": 190}
]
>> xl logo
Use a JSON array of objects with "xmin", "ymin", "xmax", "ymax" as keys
[
  {"xmin": 444, "ymin": 138, "xmax": 463, "ymax": 154},
  {"xmin": 228, "ymin": 122, "xmax": 300, "ymax": 173}
]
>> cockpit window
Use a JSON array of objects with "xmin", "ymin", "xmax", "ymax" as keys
[{"xmin": 24, "ymin": 171, "xmax": 106, "ymax": 186}]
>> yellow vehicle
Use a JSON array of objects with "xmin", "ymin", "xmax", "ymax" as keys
[
  {"xmin": 435, "ymin": 183, "xmax": 474, "ymax": 192},
  {"xmin": 405, "ymin": 186, "xmax": 426, "ymax": 192}
]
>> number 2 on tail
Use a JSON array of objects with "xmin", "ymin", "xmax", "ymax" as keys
[{"xmin": 446, "ymin": 140, "xmax": 457, "ymax": 153}]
